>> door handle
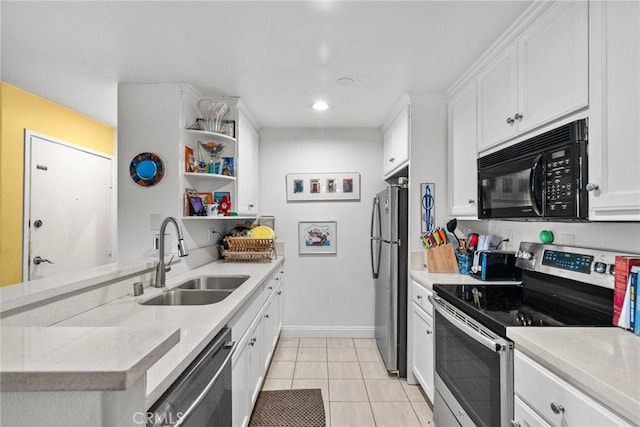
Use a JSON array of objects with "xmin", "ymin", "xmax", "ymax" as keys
[
  {"xmin": 33, "ymin": 256, "xmax": 54, "ymax": 265},
  {"xmin": 529, "ymin": 154, "xmax": 543, "ymax": 216}
]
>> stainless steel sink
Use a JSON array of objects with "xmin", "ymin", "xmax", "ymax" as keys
[
  {"xmin": 176, "ymin": 275, "xmax": 249, "ymax": 291},
  {"xmin": 139, "ymin": 289, "xmax": 232, "ymax": 306}
]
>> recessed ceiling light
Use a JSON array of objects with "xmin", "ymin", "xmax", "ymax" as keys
[
  {"xmin": 312, "ymin": 101, "xmax": 329, "ymax": 111},
  {"xmin": 336, "ymin": 77, "xmax": 355, "ymax": 86}
]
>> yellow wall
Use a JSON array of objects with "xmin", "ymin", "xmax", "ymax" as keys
[{"xmin": 0, "ymin": 83, "xmax": 116, "ymax": 286}]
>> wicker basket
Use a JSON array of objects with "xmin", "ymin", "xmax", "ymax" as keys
[{"xmin": 223, "ymin": 237, "xmax": 276, "ymax": 262}]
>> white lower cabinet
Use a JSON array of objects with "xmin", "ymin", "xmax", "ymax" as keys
[
  {"xmin": 514, "ymin": 395, "xmax": 551, "ymax": 427},
  {"xmin": 513, "ymin": 350, "xmax": 631, "ymax": 427},
  {"xmin": 231, "ymin": 266, "xmax": 285, "ymax": 427},
  {"xmin": 410, "ymin": 281, "xmax": 434, "ymax": 403}
]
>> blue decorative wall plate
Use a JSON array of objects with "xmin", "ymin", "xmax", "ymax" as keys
[{"xmin": 130, "ymin": 152, "xmax": 164, "ymax": 186}]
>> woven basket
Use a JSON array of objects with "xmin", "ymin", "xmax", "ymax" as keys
[{"xmin": 224, "ymin": 237, "xmax": 276, "ymax": 262}]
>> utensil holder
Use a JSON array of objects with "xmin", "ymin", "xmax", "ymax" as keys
[{"xmin": 423, "ymin": 244, "xmax": 458, "ymax": 273}]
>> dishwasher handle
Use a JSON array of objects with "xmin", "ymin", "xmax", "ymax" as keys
[{"xmin": 175, "ymin": 340, "xmax": 237, "ymax": 427}]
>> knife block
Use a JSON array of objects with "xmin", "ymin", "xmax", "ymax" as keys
[{"xmin": 424, "ymin": 244, "xmax": 458, "ymax": 273}]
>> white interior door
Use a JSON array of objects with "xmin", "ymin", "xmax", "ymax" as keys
[{"xmin": 24, "ymin": 132, "xmax": 113, "ymax": 281}]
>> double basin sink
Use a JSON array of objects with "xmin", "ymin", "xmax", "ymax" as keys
[{"xmin": 139, "ymin": 275, "xmax": 249, "ymax": 306}]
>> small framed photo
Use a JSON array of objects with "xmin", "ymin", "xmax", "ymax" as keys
[
  {"xmin": 286, "ymin": 172, "xmax": 360, "ymax": 201},
  {"xmin": 298, "ymin": 221, "xmax": 337, "ymax": 255}
]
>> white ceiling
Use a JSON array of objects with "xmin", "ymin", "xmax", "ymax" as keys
[{"xmin": 1, "ymin": 1, "xmax": 531, "ymax": 128}]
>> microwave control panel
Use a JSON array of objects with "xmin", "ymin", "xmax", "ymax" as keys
[{"xmin": 544, "ymin": 147, "xmax": 575, "ymax": 215}]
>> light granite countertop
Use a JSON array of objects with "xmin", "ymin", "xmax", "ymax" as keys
[
  {"xmin": 507, "ymin": 327, "xmax": 640, "ymax": 426},
  {"xmin": 56, "ymin": 257, "xmax": 285, "ymax": 409},
  {"xmin": 0, "ymin": 325, "xmax": 180, "ymax": 392}
]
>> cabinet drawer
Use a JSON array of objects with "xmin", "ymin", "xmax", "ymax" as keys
[
  {"xmin": 514, "ymin": 351, "xmax": 631, "ymax": 427},
  {"xmin": 411, "ymin": 280, "xmax": 433, "ymax": 314},
  {"xmin": 514, "ymin": 395, "xmax": 551, "ymax": 427}
]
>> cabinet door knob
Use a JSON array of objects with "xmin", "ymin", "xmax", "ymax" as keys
[
  {"xmin": 417, "ymin": 295, "xmax": 423, "ymax": 299},
  {"xmin": 510, "ymin": 421, "xmax": 522, "ymax": 427},
  {"xmin": 268, "ymin": 286, "xmax": 273, "ymax": 290},
  {"xmin": 426, "ymin": 330, "xmax": 432, "ymax": 335},
  {"xmin": 506, "ymin": 117, "xmax": 515, "ymax": 125},
  {"xmin": 264, "ymin": 314, "xmax": 270, "ymax": 319},
  {"xmin": 277, "ymin": 291, "xmax": 282, "ymax": 295},
  {"xmin": 514, "ymin": 113, "xmax": 523, "ymax": 121},
  {"xmin": 586, "ymin": 183, "xmax": 600, "ymax": 192},
  {"xmin": 389, "ymin": 157, "xmax": 396, "ymax": 163},
  {"xmin": 468, "ymin": 199, "xmax": 475, "ymax": 204},
  {"xmin": 550, "ymin": 402, "xmax": 565, "ymax": 414}
]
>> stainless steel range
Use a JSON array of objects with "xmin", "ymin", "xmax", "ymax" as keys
[{"xmin": 431, "ymin": 242, "xmax": 630, "ymax": 427}]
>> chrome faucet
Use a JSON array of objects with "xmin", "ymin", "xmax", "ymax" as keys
[{"xmin": 155, "ymin": 216, "xmax": 189, "ymax": 288}]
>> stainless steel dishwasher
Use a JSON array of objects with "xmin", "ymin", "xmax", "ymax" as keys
[{"xmin": 147, "ymin": 327, "xmax": 236, "ymax": 427}]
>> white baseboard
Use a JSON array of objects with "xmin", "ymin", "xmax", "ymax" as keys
[{"xmin": 280, "ymin": 325, "xmax": 375, "ymax": 338}]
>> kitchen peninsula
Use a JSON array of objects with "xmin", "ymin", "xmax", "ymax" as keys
[{"xmin": 0, "ymin": 249, "xmax": 285, "ymax": 427}]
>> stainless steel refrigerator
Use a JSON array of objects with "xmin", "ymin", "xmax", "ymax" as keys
[{"xmin": 370, "ymin": 184, "xmax": 408, "ymax": 377}]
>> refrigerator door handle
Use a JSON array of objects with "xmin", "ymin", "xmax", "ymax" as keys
[{"xmin": 370, "ymin": 197, "xmax": 382, "ymax": 279}]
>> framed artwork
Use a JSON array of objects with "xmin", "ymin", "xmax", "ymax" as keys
[
  {"xmin": 421, "ymin": 183, "xmax": 435, "ymax": 234},
  {"xmin": 298, "ymin": 221, "xmax": 337, "ymax": 255},
  {"xmin": 286, "ymin": 173, "xmax": 360, "ymax": 201},
  {"xmin": 214, "ymin": 191, "xmax": 231, "ymax": 203}
]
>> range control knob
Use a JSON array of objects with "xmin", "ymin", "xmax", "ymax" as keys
[
  {"xmin": 516, "ymin": 250, "xmax": 533, "ymax": 260},
  {"xmin": 593, "ymin": 262, "xmax": 607, "ymax": 274}
]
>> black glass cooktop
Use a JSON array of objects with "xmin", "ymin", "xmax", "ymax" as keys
[{"xmin": 433, "ymin": 270, "xmax": 614, "ymax": 336}]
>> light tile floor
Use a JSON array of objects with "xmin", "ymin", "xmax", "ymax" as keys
[{"xmin": 262, "ymin": 337, "xmax": 435, "ymax": 427}]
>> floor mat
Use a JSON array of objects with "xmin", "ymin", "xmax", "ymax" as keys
[{"xmin": 249, "ymin": 388, "xmax": 326, "ymax": 427}]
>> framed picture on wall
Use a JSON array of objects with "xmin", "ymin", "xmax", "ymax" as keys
[
  {"xmin": 298, "ymin": 221, "xmax": 337, "ymax": 255},
  {"xmin": 286, "ymin": 173, "xmax": 360, "ymax": 201}
]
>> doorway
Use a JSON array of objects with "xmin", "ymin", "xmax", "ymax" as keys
[{"xmin": 23, "ymin": 131, "xmax": 114, "ymax": 281}]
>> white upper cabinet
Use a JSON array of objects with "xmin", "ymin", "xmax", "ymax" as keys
[
  {"xmin": 382, "ymin": 96, "xmax": 410, "ymax": 177},
  {"xmin": 477, "ymin": 45, "xmax": 519, "ymax": 150},
  {"xmin": 517, "ymin": 0, "xmax": 588, "ymax": 134},
  {"xmin": 588, "ymin": 1, "xmax": 640, "ymax": 221},
  {"xmin": 235, "ymin": 104, "xmax": 260, "ymax": 216},
  {"xmin": 477, "ymin": 1, "xmax": 588, "ymax": 152},
  {"xmin": 448, "ymin": 80, "xmax": 478, "ymax": 218}
]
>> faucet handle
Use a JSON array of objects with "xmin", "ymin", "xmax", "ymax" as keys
[{"xmin": 165, "ymin": 254, "xmax": 175, "ymax": 273}]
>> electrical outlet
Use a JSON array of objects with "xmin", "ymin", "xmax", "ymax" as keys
[
  {"xmin": 151, "ymin": 233, "xmax": 160, "ymax": 256},
  {"xmin": 558, "ymin": 233, "xmax": 575, "ymax": 245},
  {"xmin": 504, "ymin": 229, "xmax": 513, "ymax": 250}
]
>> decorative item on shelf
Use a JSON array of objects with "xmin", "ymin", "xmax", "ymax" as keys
[
  {"xmin": 298, "ymin": 221, "xmax": 337, "ymax": 255},
  {"xmin": 186, "ymin": 119, "xmax": 204, "ymax": 131},
  {"xmin": 218, "ymin": 194, "xmax": 232, "ymax": 216},
  {"xmin": 185, "ymin": 146, "xmax": 195, "ymax": 172},
  {"xmin": 197, "ymin": 99, "xmax": 229, "ymax": 132},
  {"xmin": 196, "ymin": 140, "xmax": 226, "ymax": 174},
  {"xmin": 286, "ymin": 173, "xmax": 361, "ymax": 201},
  {"xmin": 184, "ymin": 188, "xmax": 198, "ymax": 216},
  {"xmin": 130, "ymin": 152, "xmax": 164, "ymax": 187},
  {"xmin": 221, "ymin": 157, "xmax": 235, "ymax": 176},
  {"xmin": 220, "ymin": 120, "xmax": 235, "ymax": 138}
]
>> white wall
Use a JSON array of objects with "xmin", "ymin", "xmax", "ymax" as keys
[
  {"xmin": 458, "ymin": 219, "xmax": 640, "ymax": 254},
  {"xmin": 259, "ymin": 128, "xmax": 384, "ymax": 337},
  {"xmin": 406, "ymin": 92, "xmax": 448, "ymax": 255}
]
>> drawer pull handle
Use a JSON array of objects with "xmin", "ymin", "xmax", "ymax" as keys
[
  {"xmin": 268, "ymin": 286, "xmax": 273, "ymax": 290},
  {"xmin": 417, "ymin": 295, "xmax": 423, "ymax": 299},
  {"xmin": 426, "ymin": 330, "xmax": 432, "ymax": 335},
  {"xmin": 550, "ymin": 402, "xmax": 565, "ymax": 414},
  {"xmin": 277, "ymin": 291, "xmax": 282, "ymax": 295}
]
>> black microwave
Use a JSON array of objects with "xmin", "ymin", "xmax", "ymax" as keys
[{"xmin": 477, "ymin": 119, "xmax": 588, "ymax": 220}]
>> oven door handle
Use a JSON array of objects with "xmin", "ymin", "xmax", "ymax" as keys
[
  {"xmin": 174, "ymin": 340, "xmax": 237, "ymax": 427},
  {"xmin": 430, "ymin": 295, "xmax": 507, "ymax": 353}
]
